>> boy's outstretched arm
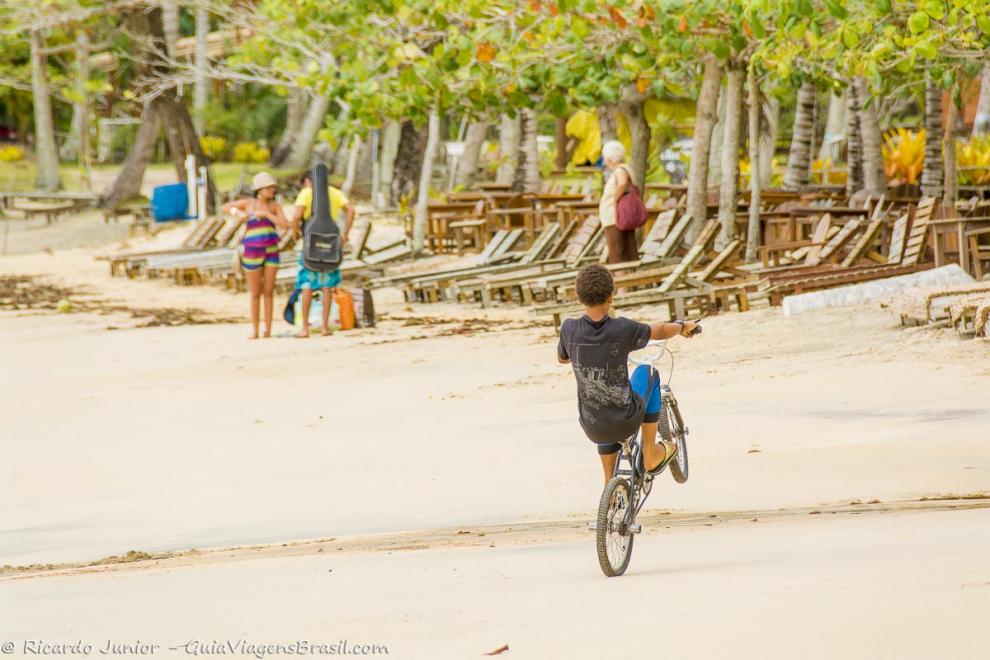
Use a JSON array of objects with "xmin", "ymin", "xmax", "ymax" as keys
[{"xmin": 649, "ymin": 320, "xmax": 699, "ymax": 340}]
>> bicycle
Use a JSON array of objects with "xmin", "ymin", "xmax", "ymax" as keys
[{"xmin": 595, "ymin": 336, "xmax": 694, "ymax": 577}]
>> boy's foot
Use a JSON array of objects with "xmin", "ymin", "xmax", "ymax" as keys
[
  {"xmin": 646, "ymin": 441, "xmax": 678, "ymax": 474},
  {"xmin": 294, "ymin": 330, "xmax": 310, "ymax": 338},
  {"xmin": 321, "ymin": 327, "xmax": 333, "ymax": 336}
]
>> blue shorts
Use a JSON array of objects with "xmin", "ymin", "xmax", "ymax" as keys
[
  {"xmin": 630, "ymin": 364, "xmax": 662, "ymax": 421},
  {"xmin": 296, "ymin": 254, "xmax": 342, "ymax": 290}
]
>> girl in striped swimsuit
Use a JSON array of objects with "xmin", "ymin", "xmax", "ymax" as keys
[{"xmin": 221, "ymin": 172, "xmax": 289, "ymax": 339}]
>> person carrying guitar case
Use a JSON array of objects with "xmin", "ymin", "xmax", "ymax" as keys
[{"xmin": 288, "ymin": 164, "xmax": 356, "ymax": 337}]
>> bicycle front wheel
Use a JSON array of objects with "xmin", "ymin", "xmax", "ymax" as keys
[
  {"xmin": 659, "ymin": 393, "xmax": 689, "ymax": 483},
  {"xmin": 596, "ymin": 476, "xmax": 634, "ymax": 577}
]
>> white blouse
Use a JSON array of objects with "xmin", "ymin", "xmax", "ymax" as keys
[{"xmin": 598, "ymin": 165, "xmax": 630, "ymax": 229}]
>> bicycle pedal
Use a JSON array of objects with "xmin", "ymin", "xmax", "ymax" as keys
[{"xmin": 628, "ymin": 523, "xmax": 642, "ymax": 534}]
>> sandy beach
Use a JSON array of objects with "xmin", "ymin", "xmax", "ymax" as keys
[{"xmin": 2, "ymin": 215, "xmax": 989, "ymax": 658}]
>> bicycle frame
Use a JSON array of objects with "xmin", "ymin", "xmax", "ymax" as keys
[{"xmin": 610, "ymin": 339, "xmax": 679, "ymax": 528}]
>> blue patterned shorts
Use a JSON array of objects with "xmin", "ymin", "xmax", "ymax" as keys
[{"xmin": 296, "ymin": 254, "xmax": 341, "ymax": 290}]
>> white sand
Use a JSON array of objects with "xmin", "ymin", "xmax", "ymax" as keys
[
  {"xmin": 3, "ymin": 507, "xmax": 988, "ymax": 659},
  {"xmin": 2, "ymin": 236, "xmax": 989, "ymax": 657}
]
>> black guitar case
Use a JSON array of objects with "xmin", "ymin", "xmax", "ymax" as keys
[{"xmin": 303, "ymin": 163, "xmax": 342, "ymax": 272}]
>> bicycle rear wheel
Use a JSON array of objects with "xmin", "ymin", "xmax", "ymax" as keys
[
  {"xmin": 659, "ymin": 393, "xmax": 689, "ymax": 483},
  {"xmin": 596, "ymin": 476, "xmax": 634, "ymax": 577}
]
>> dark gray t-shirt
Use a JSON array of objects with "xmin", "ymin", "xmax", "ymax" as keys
[{"xmin": 557, "ymin": 314, "xmax": 652, "ymax": 443}]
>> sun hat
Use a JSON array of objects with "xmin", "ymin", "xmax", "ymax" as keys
[{"xmin": 251, "ymin": 171, "xmax": 278, "ymax": 192}]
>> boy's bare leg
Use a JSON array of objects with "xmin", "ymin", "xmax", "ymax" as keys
[
  {"xmin": 295, "ymin": 289, "xmax": 312, "ymax": 338},
  {"xmin": 320, "ymin": 287, "xmax": 333, "ymax": 335},
  {"xmin": 641, "ymin": 421, "xmax": 675, "ymax": 472},
  {"xmin": 600, "ymin": 452, "xmax": 618, "ymax": 483}
]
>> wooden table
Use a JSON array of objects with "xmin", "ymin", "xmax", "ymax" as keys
[{"xmin": 929, "ymin": 215, "xmax": 990, "ymax": 275}]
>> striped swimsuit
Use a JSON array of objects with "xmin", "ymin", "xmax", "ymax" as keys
[{"xmin": 241, "ymin": 211, "xmax": 280, "ymax": 270}]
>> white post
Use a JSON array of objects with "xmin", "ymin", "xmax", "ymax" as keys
[
  {"xmin": 185, "ymin": 154, "xmax": 198, "ymax": 219},
  {"xmin": 198, "ymin": 166, "xmax": 208, "ymax": 221}
]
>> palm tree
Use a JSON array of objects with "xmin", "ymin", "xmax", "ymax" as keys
[
  {"xmin": 782, "ymin": 81, "xmax": 817, "ymax": 191},
  {"xmin": 845, "ymin": 82, "xmax": 864, "ymax": 197},
  {"xmin": 854, "ymin": 78, "xmax": 885, "ymax": 197},
  {"xmin": 921, "ymin": 74, "xmax": 944, "ymax": 199},
  {"xmin": 514, "ymin": 108, "xmax": 540, "ymax": 193}
]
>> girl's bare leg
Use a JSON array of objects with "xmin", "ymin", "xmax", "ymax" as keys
[
  {"xmin": 296, "ymin": 289, "xmax": 312, "ymax": 338},
  {"xmin": 245, "ymin": 269, "xmax": 261, "ymax": 339},
  {"xmin": 262, "ymin": 265, "xmax": 277, "ymax": 337}
]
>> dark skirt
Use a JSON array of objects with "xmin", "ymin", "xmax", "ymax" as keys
[{"xmin": 604, "ymin": 225, "xmax": 638, "ymax": 263}]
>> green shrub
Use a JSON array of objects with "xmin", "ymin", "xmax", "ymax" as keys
[
  {"xmin": 0, "ymin": 145, "xmax": 25, "ymax": 162},
  {"xmin": 199, "ymin": 135, "xmax": 228, "ymax": 161},
  {"xmin": 232, "ymin": 141, "xmax": 270, "ymax": 164}
]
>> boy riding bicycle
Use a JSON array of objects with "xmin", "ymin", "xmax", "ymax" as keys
[{"xmin": 557, "ymin": 265, "xmax": 699, "ymax": 483}]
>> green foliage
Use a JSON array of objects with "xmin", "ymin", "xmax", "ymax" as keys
[{"xmin": 199, "ymin": 85, "xmax": 286, "ymax": 144}]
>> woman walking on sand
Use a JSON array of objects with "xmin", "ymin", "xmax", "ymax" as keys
[
  {"xmin": 598, "ymin": 140, "xmax": 638, "ymax": 264},
  {"xmin": 221, "ymin": 172, "xmax": 289, "ymax": 339}
]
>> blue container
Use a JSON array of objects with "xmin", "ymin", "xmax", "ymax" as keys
[{"xmin": 151, "ymin": 183, "xmax": 191, "ymax": 222}]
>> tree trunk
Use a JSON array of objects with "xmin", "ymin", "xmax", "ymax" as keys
[
  {"xmin": 783, "ymin": 81, "xmax": 817, "ymax": 191},
  {"xmin": 555, "ymin": 117, "xmax": 567, "ymax": 171},
  {"xmin": 598, "ymin": 105, "xmax": 618, "ymax": 142},
  {"xmin": 496, "ymin": 113, "xmax": 521, "ymax": 185},
  {"xmin": 156, "ymin": 92, "xmax": 215, "ymax": 203},
  {"xmin": 921, "ymin": 74, "xmax": 944, "ymax": 199},
  {"xmin": 101, "ymin": 104, "xmax": 160, "ymax": 208},
  {"xmin": 107, "ymin": 5, "xmax": 215, "ymax": 207},
  {"xmin": 341, "ymin": 135, "xmax": 363, "ymax": 197},
  {"xmin": 717, "ymin": 63, "xmax": 744, "ymax": 249},
  {"xmin": 378, "ymin": 120, "xmax": 400, "ymax": 207},
  {"xmin": 944, "ymin": 89, "xmax": 959, "ymax": 209},
  {"xmin": 454, "ymin": 120, "xmax": 487, "ymax": 189},
  {"xmin": 61, "ymin": 31, "xmax": 91, "ymax": 183},
  {"xmin": 193, "ymin": 0, "xmax": 209, "ymax": 136},
  {"xmin": 745, "ymin": 68, "xmax": 762, "ymax": 263},
  {"xmin": 270, "ymin": 88, "xmax": 307, "ymax": 166},
  {"xmin": 284, "ymin": 93, "xmax": 331, "ymax": 172},
  {"xmin": 514, "ymin": 108, "xmax": 541, "ymax": 193},
  {"xmin": 412, "ymin": 109, "xmax": 440, "ymax": 253},
  {"xmin": 759, "ymin": 96, "xmax": 780, "ymax": 188},
  {"xmin": 708, "ymin": 82, "xmax": 727, "ymax": 186},
  {"xmin": 845, "ymin": 83, "xmax": 864, "ymax": 197},
  {"xmin": 619, "ymin": 84, "xmax": 650, "ymax": 192},
  {"xmin": 854, "ymin": 78, "xmax": 885, "ymax": 196},
  {"xmin": 161, "ymin": 0, "xmax": 179, "ymax": 57},
  {"xmin": 393, "ymin": 120, "xmax": 425, "ymax": 205},
  {"xmin": 817, "ymin": 91, "xmax": 846, "ymax": 162},
  {"xmin": 686, "ymin": 55, "xmax": 722, "ymax": 239},
  {"xmin": 30, "ymin": 30, "xmax": 61, "ymax": 192},
  {"xmin": 973, "ymin": 63, "xmax": 990, "ymax": 136}
]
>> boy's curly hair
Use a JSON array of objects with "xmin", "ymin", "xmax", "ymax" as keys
[{"xmin": 575, "ymin": 264, "xmax": 614, "ymax": 306}]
